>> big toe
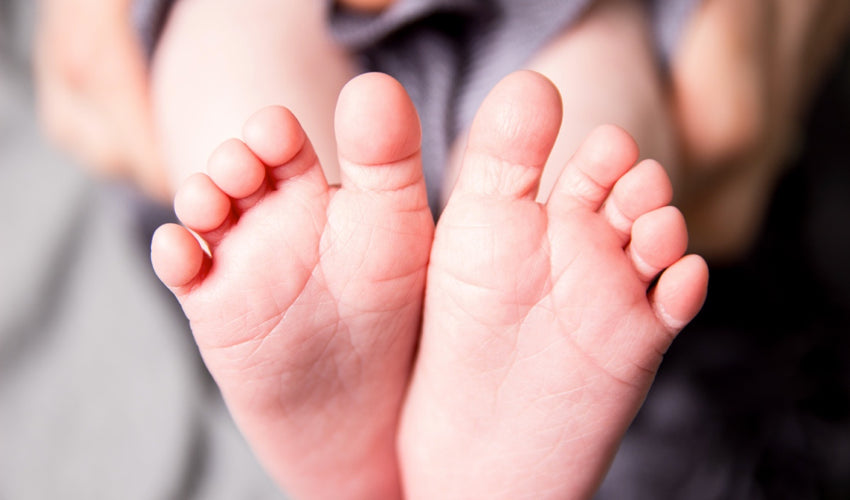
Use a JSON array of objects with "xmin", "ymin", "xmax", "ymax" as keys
[
  {"xmin": 334, "ymin": 72, "xmax": 424, "ymax": 194},
  {"xmin": 452, "ymin": 70, "xmax": 563, "ymax": 201}
]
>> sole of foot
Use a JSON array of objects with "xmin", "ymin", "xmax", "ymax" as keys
[
  {"xmin": 151, "ymin": 72, "xmax": 433, "ymax": 500},
  {"xmin": 398, "ymin": 70, "xmax": 709, "ymax": 500}
]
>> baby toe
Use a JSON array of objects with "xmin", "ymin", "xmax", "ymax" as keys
[
  {"xmin": 335, "ymin": 72, "xmax": 425, "ymax": 196},
  {"xmin": 207, "ymin": 138, "xmax": 267, "ymax": 200},
  {"xmin": 174, "ymin": 173, "xmax": 232, "ymax": 232},
  {"xmin": 627, "ymin": 206, "xmax": 688, "ymax": 283},
  {"xmin": 650, "ymin": 254, "xmax": 709, "ymax": 333},
  {"xmin": 151, "ymin": 223, "xmax": 206, "ymax": 290},
  {"xmin": 453, "ymin": 70, "xmax": 562, "ymax": 201},
  {"xmin": 243, "ymin": 106, "xmax": 326, "ymax": 189},
  {"xmin": 548, "ymin": 124, "xmax": 639, "ymax": 214},
  {"xmin": 602, "ymin": 159, "xmax": 673, "ymax": 245}
]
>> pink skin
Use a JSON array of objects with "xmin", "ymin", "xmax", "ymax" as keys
[
  {"xmin": 398, "ymin": 71, "xmax": 708, "ymax": 499},
  {"xmin": 152, "ymin": 70, "xmax": 707, "ymax": 499},
  {"xmin": 152, "ymin": 73, "xmax": 433, "ymax": 500}
]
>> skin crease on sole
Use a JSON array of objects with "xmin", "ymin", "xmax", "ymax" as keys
[
  {"xmin": 151, "ymin": 70, "xmax": 708, "ymax": 500},
  {"xmin": 152, "ymin": 73, "xmax": 434, "ymax": 500},
  {"xmin": 399, "ymin": 70, "xmax": 708, "ymax": 500}
]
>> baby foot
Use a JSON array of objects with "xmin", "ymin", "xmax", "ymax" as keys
[
  {"xmin": 151, "ymin": 73, "xmax": 432, "ymax": 500},
  {"xmin": 398, "ymin": 71, "xmax": 709, "ymax": 499}
]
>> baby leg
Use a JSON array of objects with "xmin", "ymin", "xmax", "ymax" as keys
[
  {"xmin": 443, "ymin": 0, "xmax": 678, "ymax": 209},
  {"xmin": 672, "ymin": 0, "xmax": 850, "ymax": 259},
  {"xmin": 528, "ymin": 0, "xmax": 678, "ymax": 200},
  {"xmin": 150, "ymin": 0, "xmax": 357, "ymax": 192}
]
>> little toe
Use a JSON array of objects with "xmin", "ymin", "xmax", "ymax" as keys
[
  {"xmin": 334, "ymin": 72, "xmax": 425, "ymax": 196},
  {"xmin": 650, "ymin": 254, "xmax": 709, "ymax": 334},
  {"xmin": 602, "ymin": 159, "xmax": 673, "ymax": 245},
  {"xmin": 627, "ymin": 206, "xmax": 689, "ymax": 283},
  {"xmin": 174, "ymin": 173, "xmax": 233, "ymax": 246},
  {"xmin": 452, "ymin": 70, "xmax": 563, "ymax": 201},
  {"xmin": 207, "ymin": 138, "xmax": 268, "ymax": 206},
  {"xmin": 151, "ymin": 223, "xmax": 206, "ymax": 291},
  {"xmin": 242, "ymin": 106, "xmax": 327, "ymax": 189},
  {"xmin": 548, "ymin": 124, "xmax": 640, "ymax": 214}
]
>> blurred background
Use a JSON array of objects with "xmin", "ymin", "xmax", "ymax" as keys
[
  {"xmin": 2, "ymin": 0, "xmax": 849, "ymax": 499},
  {"xmin": 601, "ymin": 40, "xmax": 850, "ymax": 499},
  {"xmin": 0, "ymin": 2, "xmax": 284, "ymax": 499}
]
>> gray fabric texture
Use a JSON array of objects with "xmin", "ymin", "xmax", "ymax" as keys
[
  {"xmin": 135, "ymin": 0, "xmax": 700, "ymax": 211},
  {"xmin": 328, "ymin": 0, "xmax": 597, "ymax": 210},
  {"xmin": 328, "ymin": 0, "xmax": 700, "ymax": 210}
]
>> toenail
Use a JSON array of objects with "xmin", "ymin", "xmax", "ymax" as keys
[{"xmin": 653, "ymin": 301, "xmax": 687, "ymax": 332}]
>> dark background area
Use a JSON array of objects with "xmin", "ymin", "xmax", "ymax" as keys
[{"xmin": 600, "ymin": 43, "xmax": 850, "ymax": 500}]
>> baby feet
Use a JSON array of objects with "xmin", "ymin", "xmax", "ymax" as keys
[
  {"xmin": 151, "ymin": 73, "xmax": 433, "ymax": 500},
  {"xmin": 398, "ymin": 71, "xmax": 709, "ymax": 499},
  {"xmin": 152, "ymin": 70, "xmax": 708, "ymax": 499}
]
